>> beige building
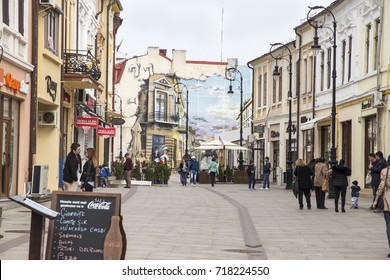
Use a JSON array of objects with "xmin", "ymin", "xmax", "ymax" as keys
[{"xmin": 0, "ymin": 0, "xmax": 33, "ymax": 197}]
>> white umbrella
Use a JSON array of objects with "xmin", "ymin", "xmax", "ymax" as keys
[
  {"xmin": 131, "ymin": 122, "xmax": 142, "ymax": 156},
  {"xmin": 193, "ymin": 138, "xmax": 248, "ymax": 151}
]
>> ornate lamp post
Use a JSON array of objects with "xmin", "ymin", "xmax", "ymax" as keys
[
  {"xmin": 174, "ymin": 82, "xmax": 189, "ymax": 160},
  {"xmin": 270, "ymin": 43, "xmax": 293, "ymax": 189},
  {"xmin": 307, "ymin": 5, "xmax": 337, "ymax": 198},
  {"xmin": 225, "ymin": 67, "xmax": 244, "ymax": 169}
]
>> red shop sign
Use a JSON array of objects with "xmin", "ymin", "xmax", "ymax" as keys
[
  {"xmin": 75, "ymin": 116, "xmax": 99, "ymax": 128},
  {"xmin": 97, "ymin": 126, "xmax": 116, "ymax": 138}
]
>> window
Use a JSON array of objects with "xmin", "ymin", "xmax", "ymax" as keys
[
  {"xmin": 374, "ymin": 19, "xmax": 380, "ymax": 71},
  {"xmin": 2, "ymin": 0, "xmax": 9, "ymax": 25},
  {"xmin": 278, "ymin": 67, "xmax": 283, "ymax": 102},
  {"xmin": 320, "ymin": 52, "xmax": 325, "ymax": 91},
  {"xmin": 272, "ymin": 75, "xmax": 276, "ymax": 104},
  {"xmin": 327, "ymin": 48, "xmax": 331, "ymax": 89},
  {"xmin": 155, "ymin": 90, "xmax": 167, "ymax": 121},
  {"xmin": 341, "ymin": 40, "xmax": 346, "ymax": 84},
  {"xmin": 341, "ymin": 121, "xmax": 352, "ymax": 168},
  {"xmin": 365, "ymin": 23, "xmax": 371, "ymax": 74},
  {"xmin": 321, "ymin": 125, "xmax": 331, "ymax": 163},
  {"xmin": 303, "ymin": 58, "xmax": 307, "ymax": 94},
  {"xmin": 348, "ymin": 36, "xmax": 352, "ymax": 81},
  {"xmin": 258, "ymin": 74, "xmax": 262, "ymax": 107},
  {"xmin": 263, "ymin": 73, "xmax": 267, "ymax": 106},
  {"xmin": 303, "ymin": 129, "xmax": 313, "ymax": 163},
  {"xmin": 44, "ymin": 11, "xmax": 60, "ymax": 54},
  {"xmin": 18, "ymin": 0, "xmax": 24, "ymax": 35},
  {"xmin": 308, "ymin": 56, "xmax": 313, "ymax": 94}
]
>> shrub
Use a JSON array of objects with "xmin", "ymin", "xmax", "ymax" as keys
[{"xmin": 111, "ymin": 160, "xmax": 124, "ymax": 180}]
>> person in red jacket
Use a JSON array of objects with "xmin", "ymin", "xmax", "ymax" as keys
[{"xmin": 123, "ymin": 153, "xmax": 133, "ymax": 188}]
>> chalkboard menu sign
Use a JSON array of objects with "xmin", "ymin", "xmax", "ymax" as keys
[{"xmin": 46, "ymin": 191, "xmax": 121, "ymax": 260}]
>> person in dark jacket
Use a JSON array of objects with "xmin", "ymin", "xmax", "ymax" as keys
[
  {"xmin": 262, "ymin": 157, "xmax": 271, "ymax": 190},
  {"xmin": 62, "ymin": 143, "xmax": 82, "ymax": 191},
  {"xmin": 123, "ymin": 153, "xmax": 133, "ymax": 188},
  {"xmin": 332, "ymin": 159, "xmax": 351, "ymax": 212},
  {"xmin": 369, "ymin": 151, "xmax": 387, "ymax": 211},
  {"xmin": 179, "ymin": 158, "xmax": 188, "ymax": 186},
  {"xmin": 80, "ymin": 148, "xmax": 97, "ymax": 192},
  {"xmin": 350, "ymin": 180, "xmax": 361, "ymax": 209},
  {"xmin": 247, "ymin": 161, "xmax": 256, "ymax": 190},
  {"xmin": 188, "ymin": 155, "xmax": 199, "ymax": 186},
  {"xmin": 294, "ymin": 158, "xmax": 314, "ymax": 210}
]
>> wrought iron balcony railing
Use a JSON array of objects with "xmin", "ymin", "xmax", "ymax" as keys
[{"xmin": 64, "ymin": 50, "xmax": 101, "ymax": 81}]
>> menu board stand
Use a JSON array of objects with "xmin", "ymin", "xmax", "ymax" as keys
[{"xmin": 9, "ymin": 195, "xmax": 59, "ymax": 260}]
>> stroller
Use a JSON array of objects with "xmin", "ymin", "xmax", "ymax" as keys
[{"xmin": 98, "ymin": 164, "xmax": 110, "ymax": 188}]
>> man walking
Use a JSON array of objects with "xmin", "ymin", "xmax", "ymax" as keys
[
  {"xmin": 189, "ymin": 155, "xmax": 199, "ymax": 186},
  {"xmin": 63, "ymin": 143, "xmax": 82, "ymax": 191},
  {"xmin": 262, "ymin": 157, "xmax": 271, "ymax": 190},
  {"xmin": 369, "ymin": 151, "xmax": 387, "ymax": 211},
  {"xmin": 247, "ymin": 161, "xmax": 256, "ymax": 190},
  {"xmin": 124, "ymin": 153, "xmax": 133, "ymax": 188}
]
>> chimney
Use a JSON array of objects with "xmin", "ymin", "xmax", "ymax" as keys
[{"xmin": 159, "ymin": 49, "xmax": 167, "ymax": 56}]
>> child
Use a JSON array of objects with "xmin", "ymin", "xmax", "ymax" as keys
[{"xmin": 351, "ymin": 180, "xmax": 361, "ymax": 209}]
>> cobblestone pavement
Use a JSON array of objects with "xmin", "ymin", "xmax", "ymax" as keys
[{"xmin": 0, "ymin": 174, "xmax": 388, "ymax": 260}]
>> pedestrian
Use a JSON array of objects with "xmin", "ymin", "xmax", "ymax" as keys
[
  {"xmin": 80, "ymin": 148, "xmax": 97, "ymax": 192},
  {"xmin": 262, "ymin": 156, "xmax": 271, "ymax": 190},
  {"xmin": 208, "ymin": 157, "xmax": 219, "ymax": 187},
  {"xmin": 313, "ymin": 157, "xmax": 328, "ymax": 209},
  {"xmin": 189, "ymin": 155, "xmax": 199, "ymax": 186},
  {"xmin": 123, "ymin": 153, "xmax": 133, "ymax": 188},
  {"xmin": 369, "ymin": 151, "xmax": 387, "ymax": 212},
  {"xmin": 179, "ymin": 158, "xmax": 188, "ymax": 186},
  {"xmin": 247, "ymin": 160, "xmax": 256, "ymax": 190},
  {"xmin": 350, "ymin": 180, "xmax": 361, "ymax": 209},
  {"xmin": 62, "ymin": 143, "xmax": 82, "ymax": 191},
  {"xmin": 294, "ymin": 158, "xmax": 314, "ymax": 210},
  {"xmin": 332, "ymin": 159, "xmax": 351, "ymax": 213},
  {"xmin": 372, "ymin": 162, "xmax": 390, "ymax": 258}
]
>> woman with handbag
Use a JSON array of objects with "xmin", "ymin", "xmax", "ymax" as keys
[
  {"xmin": 293, "ymin": 159, "xmax": 313, "ymax": 210},
  {"xmin": 81, "ymin": 148, "xmax": 97, "ymax": 192},
  {"xmin": 332, "ymin": 159, "xmax": 351, "ymax": 213},
  {"xmin": 372, "ymin": 163, "xmax": 390, "ymax": 258}
]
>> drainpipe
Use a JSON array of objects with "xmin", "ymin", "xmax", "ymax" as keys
[
  {"xmin": 95, "ymin": 0, "xmax": 104, "ymax": 19},
  {"xmin": 29, "ymin": 0, "xmax": 39, "ymax": 184},
  {"xmin": 76, "ymin": 0, "xmax": 79, "ymax": 53},
  {"xmin": 247, "ymin": 62, "xmax": 254, "ymax": 161},
  {"xmin": 375, "ymin": 1, "xmax": 384, "ymax": 151},
  {"xmin": 294, "ymin": 29, "xmax": 302, "ymax": 158},
  {"xmin": 59, "ymin": 0, "xmax": 66, "ymax": 189}
]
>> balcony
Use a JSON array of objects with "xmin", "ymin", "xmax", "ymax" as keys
[{"xmin": 63, "ymin": 50, "xmax": 102, "ymax": 90}]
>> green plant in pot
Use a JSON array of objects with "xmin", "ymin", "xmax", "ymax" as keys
[
  {"xmin": 111, "ymin": 160, "xmax": 125, "ymax": 180},
  {"xmin": 225, "ymin": 165, "xmax": 233, "ymax": 182},
  {"xmin": 132, "ymin": 160, "xmax": 142, "ymax": 180}
]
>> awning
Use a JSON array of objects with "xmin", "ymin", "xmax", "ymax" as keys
[{"xmin": 300, "ymin": 115, "xmax": 331, "ymax": 131}]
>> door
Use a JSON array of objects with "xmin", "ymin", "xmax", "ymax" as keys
[
  {"xmin": 1, "ymin": 121, "xmax": 11, "ymax": 196},
  {"xmin": 272, "ymin": 141, "xmax": 280, "ymax": 182}
]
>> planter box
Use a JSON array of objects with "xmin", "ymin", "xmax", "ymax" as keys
[
  {"xmin": 233, "ymin": 170, "xmax": 248, "ymax": 184},
  {"xmin": 199, "ymin": 170, "xmax": 210, "ymax": 184},
  {"xmin": 108, "ymin": 178, "xmax": 126, "ymax": 188},
  {"xmin": 131, "ymin": 180, "xmax": 152, "ymax": 186}
]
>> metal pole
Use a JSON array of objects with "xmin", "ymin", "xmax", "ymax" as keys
[
  {"xmin": 119, "ymin": 97, "xmax": 123, "ymax": 159},
  {"xmin": 185, "ymin": 88, "xmax": 189, "ymax": 159},
  {"xmin": 239, "ymin": 76, "xmax": 243, "ymax": 168},
  {"xmin": 286, "ymin": 53, "xmax": 293, "ymax": 189}
]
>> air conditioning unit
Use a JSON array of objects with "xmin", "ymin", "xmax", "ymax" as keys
[
  {"xmin": 39, "ymin": 0, "xmax": 55, "ymax": 8},
  {"xmin": 38, "ymin": 111, "xmax": 58, "ymax": 127},
  {"xmin": 30, "ymin": 164, "xmax": 49, "ymax": 196},
  {"xmin": 372, "ymin": 91, "xmax": 385, "ymax": 108}
]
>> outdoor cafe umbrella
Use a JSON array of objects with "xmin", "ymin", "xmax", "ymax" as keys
[{"xmin": 193, "ymin": 137, "xmax": 248, "ymax": 151}]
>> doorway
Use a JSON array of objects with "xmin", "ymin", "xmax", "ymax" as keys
[{"xmin": 272, "ymin": 141, "xmax": 280, "ymax": 182}]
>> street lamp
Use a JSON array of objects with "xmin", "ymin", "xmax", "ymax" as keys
[
  {"xmin": 113, "ymin": 93, "xmax": 123, "ymax": 159},
  {"xmin": 174, "ymin": 82, "xmax": 189, "ymax": 160},
  {"xmin": 307, "ymin": 5, "xmax": 337, "ymax": 198},
  {"xmin": 225, "ymin": 67, "xmax": 244, "ymax": 170},
  {"xmin": 270, "ymin": 43, "xmax": 293, "ymax": 190}
]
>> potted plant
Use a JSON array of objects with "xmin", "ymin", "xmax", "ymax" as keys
[
  {"xmin": 225, "ymin": 165, "xmax": 233, "ymax": 182},
  {"xmin": 111, "ymin": 160, "xmax": 125, "ymax": 180},
  {"xmin": 144, "ymin": 163, "xmax": 154, "ymax": 182},
  {"xmin": 161, "ymin": 162, "xmax": 171, "ymax": 184},
  {"xmin": 132, "ymin": 160, "xmax": 142, "ymax": 181}
]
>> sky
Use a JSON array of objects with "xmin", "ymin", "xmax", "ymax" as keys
[{"xmin": 116, "ymin": 0, "xmax": 335, "ymax": 63}]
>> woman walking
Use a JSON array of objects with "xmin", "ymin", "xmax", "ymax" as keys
[
  {"xmin": 81, "ymin": 148, "xmax": 97, "ymax": 192},
  {"xmin": 208, "ymin": 157, "xmax": 219, "ymax": 187},
  {"xmin": 372, "ymin": 160, "xmax": 390, "ymax": 258},
  {"xmin": 179, "ymin": 158, "xmax": 188, "ymax": 186},
  {"xmin": 332, "ymin": 159, "xmax": 351, "ymax": 212},
  {"xmin": 313, "ymin": 157, "xmax": 329, "ymax": 209},
  {"xmin": 294, "ymin": 159, "xmax": 314, "ymax": 210}
]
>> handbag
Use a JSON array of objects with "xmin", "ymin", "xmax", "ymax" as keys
[
  {"xmin": 292, "ymin": 167, "xmax": 299, "ymax": 198},
  {"xmin": 322, "ymin": 172, "xmax": 329, "ymax": 193},
  {"xmin": 366, "ymin": 172, "xmax": 372, "ymax": 184},
  {"xmin": 376, "ymin": 167, "xmax": 389, "ymax": 210}
]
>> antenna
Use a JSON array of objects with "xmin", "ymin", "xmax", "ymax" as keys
[{"xmin": 220, "ymin": 0, "xmax": 224, "ymax": 62}]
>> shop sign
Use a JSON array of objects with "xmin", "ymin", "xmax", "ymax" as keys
[
  {"xmin": 0, "ymin": 68, "xmax": 29, "ymax": 94},
  {"xmin": 75, "ymin": 116, "xmax": 99, "ymax": 128},
  {"xmin": 97, "ymin": 126, "xmax": 116, "ymax": 138}
]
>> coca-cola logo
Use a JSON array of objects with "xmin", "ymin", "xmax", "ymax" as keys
[{"xmin": 87, "ymin": 201, "xmax": 112, "ymax": 210}]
